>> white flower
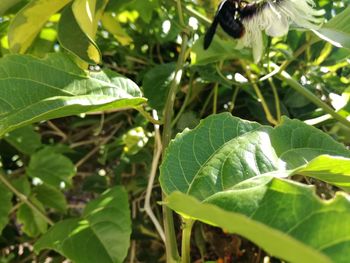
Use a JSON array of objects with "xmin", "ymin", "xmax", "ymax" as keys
[{"xmin": 238, "ymin": 0, "xmax": 325, "ymax": 62}]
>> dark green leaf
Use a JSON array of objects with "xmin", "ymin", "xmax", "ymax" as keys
[
  {"xmin": 34, "ymin": 186, "xmax": 132, "ymax": 263},
  {"xmin": 142, "ymin": 63, "xmax": 176, "ymax": 111},
  {"xmin": 27, "ymin": 148, "xmax": 75, "ymax": 188}
]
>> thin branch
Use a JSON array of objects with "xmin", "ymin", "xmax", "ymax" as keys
[
  {"xmin": 75, "ymin": 124, "xmax": 122, "ymax": 168},
  {"xmin": 278, "ymin": 70, "xmax": 350, "ymax": 129},
  {"xmin": 0, "ymin": 171, "xmax": 54, "ymax": 226},
  {"xmin": 142, "ymin": 110, "xmax": 165, "ymax": 243}
]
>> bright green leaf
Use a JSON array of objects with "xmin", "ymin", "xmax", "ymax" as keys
[
  {"xmin": 314, "ymin": 6, "xmax": 350, "ymax": 49},
  {"xmin": 101, "ymin": 13, "xmax": 133, "ymax": 46},
  {"xmin": 160, "ymin": 113, "xmax": 350, "ymax": 262},
  {"xmin": 293, "ymin": 155, "xmax": 350, "ymax": 192},
  {"xmin": 165, "ymin": 175, "xmax": 350, "ymax": 263},
  {"xmin": 0, "ymin": 53, "xmax": 146, "ymax": 136},
  {"xmin": 34, "ymin": 186, "xmax": 132, "ymax": 263},
  {"xmin": 8, "ymin": 0, "xmax": 71, "ymax": 53},
  {"xmin": 27, "ymin": 148, "xmax": 75, "ymax": 188}
]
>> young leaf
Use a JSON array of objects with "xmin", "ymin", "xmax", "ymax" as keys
[
  {"xmin": 292, "ymin": 155, "xmax": 350, "ymax": 192},
  {"xmin": 0, "ymin": 53, "xmax": 146, "ymax": 137},
  {"xmin": 8, "ymin": 0, "xmax": 71, "ymax": 53},
  {"xmin": 26, "ymin": 148, "xmax": 75, "ymax": 188},
  {"xmin": 34, "ymin": 186, "xmax": 132, "ymax": 263}
]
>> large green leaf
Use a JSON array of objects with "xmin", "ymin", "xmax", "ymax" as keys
[
  {"xmin": 166, "ymin": 176, "xmax": 350, "ymax": 263},
  {"xmin": 0, "ymin": 181, "xmax": 12, "ymax": 233},
  {"xmin": 26, "ymin": 147, "xmax": 75, "ymax": 188},
  {"xmin": 34, "ymin": 186, "xmax": 131, "ymax": 263},
  {"xmin": 8, "ymin": 0, "xmax": 71, "ymax": 53},
  {"xmin": 160, "ymin": 113, "xmax": 350, "ymax": 200},
  {"xmin": 0, "ymin": 53, "xmax": 146, "ymax": 137},
  {"xmin": 160, "ymin": 113, "xmax": 350, "ymax": 262},
  {"xmin": 314, "ymin": 6, "xmax": 350, "ymax": 49}
]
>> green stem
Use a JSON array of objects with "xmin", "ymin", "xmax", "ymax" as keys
[
  {"xmin": 213, "ymin": 83, "xmax": 219, "ymax": 114},
  {"xmin": 278, "ymin": 70, "xmax": 350, "ymax": 129},
  {"xmin": 0, "ymin": 171, "xmax": 54, "ymax": 226},
  {"xmin": 242, "ymin": 61, "xmax": 278, "ymax": 125},
  {"xmin": 172, "ymin": 74, "xmax": 194, "ymax": 127},
  {"xmin": 268, "ymin": 78, "xmax": 281, "ymax": 123},
  {"xmin": 162, "ymin": 1, "xmax": 189, "ymax": 261},
  {"xmin": 136, "ymin": 106, "xmax": 163, "ymax": 125},
  {"xmin": 181, "ymin": 218, "xmax": 194, "ymax": 263}
]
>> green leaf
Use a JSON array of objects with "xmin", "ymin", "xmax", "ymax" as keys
[
  {"xmin": 4, "ymin": 125, "xmax": 42, "ymax": 155},
  {"xmin": 17, "ymin": 197, "xmax": 47, "ymax": 237},
  {"xmin": 165, "ymin": 177, "xmax": 350, "ymax": 263},
  {"xmin": 101, "ymin": 13, "xmax": 133, "ymax": 46},
  {"xmin": 58, "ymin": 3, "xmax": 101, "ymax": 64},
  {"xmin": 27, "ymin": 148, "xmax": 75, "ymax": 188},
  {"xmin": 0, "ymin": 181, "xmax": 13, "ymax": 233},
  {"xmin": 0, "ymin": 0, "xmax": 23, "ymax": 15},
  {"xmin": 0, "ymin": 53, "xmax": 146, "ymax": 136},
  {"xmin": 8, "ymin": 0, "xmax": 71, "ymax": 53},
  {"xmin": 142, "ymin": 63, "xmax": 176, "ymax": 111},
  {"xmin": 292, "ymin": 155, "xmax": 350, "ymax": 192},
  {"xmin": 33, "ymin": 184, "xmax": 67, "ymax": 212},
  {"xmin": 160, "ymin": 113, "xmax": 350, "ymax": 262},
  {"xmin": 314, "ymin": 6, "xmax": 350, "ymax": 49},
  {"xmin": 160, "ymin": 114, "xmax": 350, "ymax": 200},
  {"xmin": 191, "ymin": 36, "xmax": 252, "ymax": 65},
  {"xmin": 34, "ymin": 186, "xmax": 132, "ymax": 263}
]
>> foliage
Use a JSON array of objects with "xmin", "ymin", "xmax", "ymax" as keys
[{"xmin": 0, "ymin": 0, "xmax": 349, "ymax": 262}]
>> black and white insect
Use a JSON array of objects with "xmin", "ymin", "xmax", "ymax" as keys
[{"xmin": 204, "ymin": 0, "xmax": 324, "ymax": 62}]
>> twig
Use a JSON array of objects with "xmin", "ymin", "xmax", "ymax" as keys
[
  {"xmin": 135, "ymin": 106, "xmax": 163, "ymax": 125},
  {"xmin": 75, "ymin": 124, "xmax": 122, "ymax": 168},
  {"xmin": 278, "ymin": 70, "xmax": 350, "ymax": 129},
  {"xmin": 0, "ymin": 171, "xmax": 54, "ymax": 226},
  {"xmin": 142, "ymin": 111, "xmax": 165, "ymax": 243}
]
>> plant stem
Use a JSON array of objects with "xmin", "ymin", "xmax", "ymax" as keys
[
  {"xmin": 268, "ymin": 78, "xmax": 281, "ymax": 123},
  {"xmin": 241, "ymin": 61, "xmax": 278, "ymax": 125},
  {"xmin": 172, "ymin": 74, "xmax": 194, "ymax": 127},
  {"xmin": 162, "ymin": 1, "xmax": 189, "ymax": 261},
  {"xmin": 136, "ymin": 106, "xmax": 163, "ymax": 125},
  {"xmin": 0, "ymin": 171, "xmax": 54, "ymax": 226},
  {"xmin": 181, "ymin": 218, "xmax": 194, "ymax": 263},
  {"xmin": 213, "ymin": 83, "xmax": 219, "ymax": 114},
  {"xmin": 278, "ymin": 70, "xmax": 350, "ymax": 129}
]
